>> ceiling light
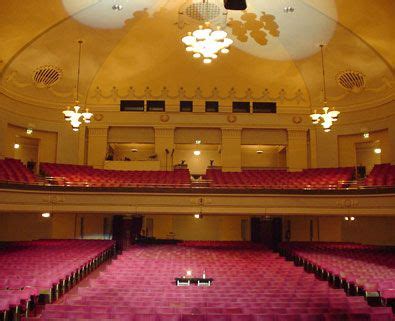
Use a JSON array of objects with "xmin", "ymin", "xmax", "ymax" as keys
[
  {"xmin": 363, "ymin": 132, "xmax": 370, "ymax": 139},
  {"xmin": 182, "ymin": 22, "xmax": 233, "ymax": 64},
  {"xmin": 194, "ymin": 213, "xmax": 202, "ymax": 219},
  {"xmin": 310, "ymin": 45, "xmax": 340, "ymax": 132},
  {"xmin": 14, "ymin": 143, "xmax": 20, "ymax": 149},
  {"xmin": 62, "ymin": 41, "xmax": 93, "ymax": 131},
  {"xmin": 195, "ymin": 140, "xmax": 201, "ymax": 145},
  {"xmin": 41, "ymin": 212, "xmax": 51, "ymax": 218},
  {"xmin": 131, "ymin": 148, "xmax": 138, "ymax": 152},
  {"xmin": 256, "ymin": 150, "xmax": 263, "ymax": 154},
  {"xmin": 186, "ymin": 270, "xmax": 192, "ymax": 277},
  {"xmin": 26, "ymin": 128, "xmax": 33, "ymax": 135},
  {"xmin": 283, "ymin": 6, "xmax": 295, "ymax": 13},
  {"xmin": 112, "ymin": 4, "xmax": 123, "ymax": 11},
  {"xmin": 374, "ymin": 148, "xmax": 382, "ymax": 154},
  {"xmin": 193, "ymin": 150, "xmax": 201, "ymax": 156},
  {"xmin": 350, "ymin": 216, "xmax": 355, "ymax": 221},
  {"xmin": 344, "ymin": 216, "xmax": 349, "ymax": 221}
]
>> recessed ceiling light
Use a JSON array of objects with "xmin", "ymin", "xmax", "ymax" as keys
[
  {"xmin": 193, "ymin": 150, "xmax": 201, "ymax": 156},
  {"xmin": 194, "ymin": 213, "xmax": 201, "ymax": 219},
  {"xmin": 344, "ymin": 216, "xmax": 349, "ymax": 221},
  {"xmin": 41, "ymin": 212, "xmax": 51, "ymax": 218},
  {"xmin": 14, "ymin": 143, "xmax": 20, "ymax": 149},
  {"xmin": 374, "ymin": 148, "xmax": 382, "ymax": 154},
  {"xmin": 350, "ymin": 216, "xmax": 355, "ymax": 221},
  {"xmin": 112, "ymin": 4, "xmax": 123, "ymax": 11},
  {"xmin": 284, "ymin": 6, "xmax": 295, "ymax": 13}
]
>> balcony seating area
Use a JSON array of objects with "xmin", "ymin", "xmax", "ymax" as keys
[
  {"xmin": 279, "ymin": 242, "xmax": 395, "ymax": 308},
  {"xmin": 38, "ymin": 242, "xmax": 394, "ymax": 321},
  {"xmin": 40, "ymin": 163, "xmax": 191, "ymax": 188},
  {"xmin": 364, "ymin": 164, "xmax": 395, "ymax": 187},
  {"xmin": 0, "ymin": 240, "xmax": 115, "ymax": 320},
  {"xmin": 204, "ymin": 168, "xmax": 355, "ymax": 189},
  {"xmin": 0, "ymin": 158, "xmax": 36, "ymax": 184}
]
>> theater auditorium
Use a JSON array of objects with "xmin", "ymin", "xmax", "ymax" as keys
[{"xmin": 0, "ymin": 0, "xmax": 394, "ymax": 320}]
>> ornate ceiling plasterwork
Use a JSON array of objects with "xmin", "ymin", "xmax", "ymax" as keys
[{"xmin": 89, "ymin": 86, "xmax": 306, "ymax": 105}]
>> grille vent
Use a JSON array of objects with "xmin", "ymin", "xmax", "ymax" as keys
[
  {"xmin": 336, "ymin": 70, "xmax": 365, "ymax": 92},
  {"xmin": 33, "ymin": 65, "xmax": 62, "ymax": 88}
]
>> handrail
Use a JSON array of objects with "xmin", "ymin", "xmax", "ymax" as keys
[{"xmin": 0, "ymin": 177, "xmax": 394, "ymax": 191}]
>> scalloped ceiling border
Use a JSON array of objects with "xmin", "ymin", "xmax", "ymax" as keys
[{"xmin": 90, "ymin": 86, "xmax": 306, "ymax": 105}]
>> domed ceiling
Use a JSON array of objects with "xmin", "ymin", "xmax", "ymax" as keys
[{"xmin": 0, "ymin": 0, "xmax": 393, "ymax": 112}]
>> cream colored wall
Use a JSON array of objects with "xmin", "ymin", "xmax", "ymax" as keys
[
  {"xmin": 173, "ymin": 146, "xmax": 221, "ymax": 175},
  {"xmin": 286, "ymin": 130, "xmax": 308, "ymax": 171},
  {"xmin": 338, "ymin": 129, "xmax": 390, "ymax": 169},
  {"xmin": 341, "ymin": 216, "xmax": 395, "ymax": 245},
  {"xmin": 241, "ymin": 146, "xmax": 286, "ymax": 168},
  {"xmin": 6, "ymin": 124, "xmax": 57, "ymax": 164},
  {"xmin": 0, "ymin": 213, "xmax": 52, "ymax": 241}
]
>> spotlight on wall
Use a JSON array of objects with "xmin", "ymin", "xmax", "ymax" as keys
[
  {"xmin": 363, "ymin": 132, "xmax": 370, "ymax": 139},
  {"xmin": 194, "ymin": 213, "xmax": 202, "ymax": 219},
  {"xmin": 224, "ymin": 0, "xmax": 247, "ymax": 10},
  {"xmin": 26, "ymin": 128, "xmax": 33, "ymax": 135},
  {"xmin": 14, "ymin": 143, "xmax": 20, "ymax": 149},
  {"xmin": 193, "ymin": 150, "xmax": 201, "ymax": 156},
  {"xmin": 41, "ymin": 212, "xmax": 51, "ymax": 218},
  {"xmin": 374, "ymin": 148, "xmax": 382, "ymax": 154}
]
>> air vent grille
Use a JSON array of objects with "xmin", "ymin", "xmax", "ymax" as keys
[
  {"xmin": 336, "ymin": 70, "xmax": 365, "ymax": 92},
  {"xmin": 185, "ymin": 2, "xmax": 222, "ymax": 21},
  {"xmin": 33, "ymin": 65, "xmax": 62, "ymax": 88}
]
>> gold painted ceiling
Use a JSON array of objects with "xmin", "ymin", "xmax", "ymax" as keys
[{"xmin": 0, "ymin": 0, "xmax": 393, "ymax": 110}]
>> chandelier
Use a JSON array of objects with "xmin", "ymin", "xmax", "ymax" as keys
[
  {"xmin": 310, "ymin": 45, "xmax": 340, "ymax": 132},
  {"xmin": 182, "ymin": 21, "xmax": 233, "ymax": 64},
  {"xmin": 62, "ymin": 40, "xmax": 93, "ymax": 132}
]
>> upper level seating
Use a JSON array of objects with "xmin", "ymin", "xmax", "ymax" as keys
[
  {"xmin": 280, "ymin": 242, "xmax": 395, "ymax": 304},
  {"xmin": 204, "ymin": 168, "xmax": 355, "ymax": 189},
  {"xmin": 0, "ymin": 240, "xmax": 114, "ymax": 317},
  {"xmin": 0, "ymin": 158, "xmax": 36, "ymax": 184},
  {"xmin": 38, "ymin": 242, "xmax": 394, "ymax": 321},
  {"xmin": 364, "ymin": 164, "xmax": 395, "ymax": 187},
  {"xmin": 40, "ymin": 163, "xmax": 191, "ymax": 187}
]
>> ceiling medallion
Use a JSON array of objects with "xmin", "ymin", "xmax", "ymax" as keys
[{"xmin": 182, "ymin": 21, "xmax": 233, "ymax": 64}]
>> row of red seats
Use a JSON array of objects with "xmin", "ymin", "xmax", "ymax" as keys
[
  {"xmin": 0, "ymin": 240, "xmax": 115, "ymax": 319},
  {"xmin": 40, "ymin": 163, "xmax": 191, "ymax": 187},
  {"xmin": 203, "ymin": 168, "xmax": 355, "ymax": 189},
  {"xmin": 279, "ymin": 242, "xmax": 395, "ymax": 307},
  {"xmin": 364, "ymin": 164, "xmax": 395, "ymax": 187},
  {"xmin": 0, "ymin": 158, "xmax": 36, "ymax": 183},
  {"xmin": 37, "ymin": 243, "xmax": 394, "ymax": 321}
]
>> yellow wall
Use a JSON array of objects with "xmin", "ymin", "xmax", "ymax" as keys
[
  {"xmin": 6, "ymin": 124, "xmax": 57, "ymax": 164},
  {"xmin": 338, "ymin": 129, "xmax": 390, "ymax": 169}
]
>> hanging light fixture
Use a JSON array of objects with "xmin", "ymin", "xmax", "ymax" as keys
[
  {"xmin": 62, "ymin": 40, "xmax": 93, "ymax": 132},
  {"xmin": 310, "ymin": 45, "xmax": 340, "ymax": 132},
  {"xmin": 182, "ymin": 1, "xmax": 232, "ymax": 64}
]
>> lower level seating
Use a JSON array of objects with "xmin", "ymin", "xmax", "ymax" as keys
[
  {"xmin": 37, "ymin": 242, "xmax": 394, "ymax": 321},
  {"xmin": 279, "ymin": 242, "xmax": 395, "ymax": 306}
]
